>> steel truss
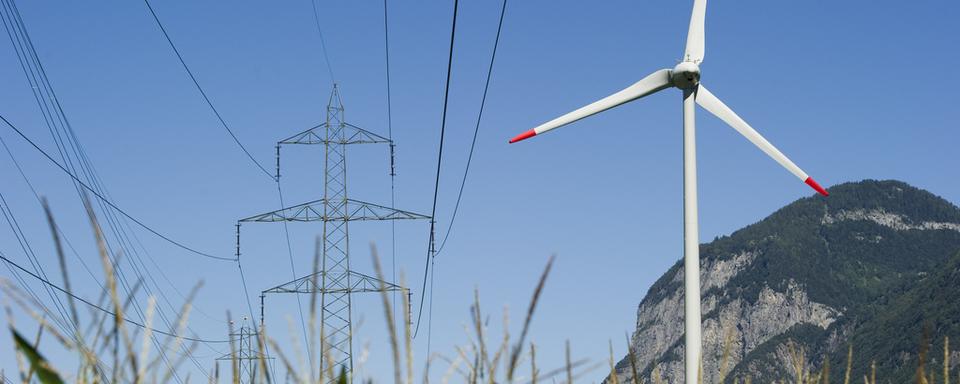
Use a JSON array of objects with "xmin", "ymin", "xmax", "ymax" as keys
[
  {"xmin": 263, "ymin": 270, "xmax": 405, "ymax": 295},
  {"xmin": 240, "ymin": 85, "xmax": 428, "ymax": 383},
  {"xmin": 239, "ymin": 199, "xmax": 429, "ymax": 223},
  {"xmin": 215, "ymin": 324, "xmax": 273, "ymax": 384}
]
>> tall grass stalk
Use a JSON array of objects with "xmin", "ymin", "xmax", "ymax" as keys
[
  {"xmin": 944, "ymin": 336, "xmax": 950, "ymax": 384},
  {"xmin": 652, "ymin": 363, "xmax": 663, "ymax": 384},
  {"xmin": 507, "ymin": 256, "xmax": 554, "ymax": 381},
  {"xmin": 625, "ymin": 333, "xmax": 640, "ymax": 384},
  {"xmin": 470, "ymin": 288, "xmax": 489, "ymax": 382},
  {"xmin": 821, "ymin": 355, "xmax": 830, "ymax": 384},
  {"xmin": 530, "ymin": 343, "xmax": 537, "ymax": 384},
  {"xmin": 719, "ymin": 325, "xmax": 735, "ymax": 382},
  {"xmin": 845, "ymin": 344, "xmax": 853, "ymax": 384},
  {"xmin": 607, "ymin": 340, "xmax": 620, "ymax": 384},
  {"xmin": 920, "ymin": 329, "xmax": 931, "ymax": 384},
  {"xmin": 11, "ymin": 204, "xmax": 958, "ymax": 384},
  {"xmin": 372, "ymin": 246, "xmax": 402, "ymax": 384}
]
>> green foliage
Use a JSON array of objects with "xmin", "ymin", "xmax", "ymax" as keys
[
  {"xmin": 838, "ymin": 250, "xmax": 960, "ymax": 383},
  {"xmin": 630, "ymin": 180, "xmax": 960, "ymax": 382},
  {"xmin": 11, "ymin": 328, "xmax": 65, "ymax": 384}
]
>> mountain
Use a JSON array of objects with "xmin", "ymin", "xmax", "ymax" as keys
[{"xmin": 607, "ymin": 180, "xmax": 960, "ymax": 383}]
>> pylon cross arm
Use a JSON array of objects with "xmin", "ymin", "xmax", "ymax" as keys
[
  {"xmin": 261, "ymin": 270, "xmax": 407, "ymax": 295},
  {"xmin": 278, "ymin": 122, "xmax": 391, "ymax": 145},
  {"xmin": 238, "ymin": 198, "xmax": 430, "ymax": 223}
]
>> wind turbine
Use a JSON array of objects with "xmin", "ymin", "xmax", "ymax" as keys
[{"xmin": 508, "ymin": 0, "xmax": 828, "ymax": 381}]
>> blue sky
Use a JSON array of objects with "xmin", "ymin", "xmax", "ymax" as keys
[{"xmin": 1, "ymin": 0, "xmax": 958, "ymax": 381}]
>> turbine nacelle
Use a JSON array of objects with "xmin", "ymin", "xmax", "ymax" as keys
[{"xmin": 671, "ymin": 61, "xmax": 701, "ymax": 89}]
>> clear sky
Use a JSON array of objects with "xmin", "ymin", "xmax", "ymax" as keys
[{"xmin": 1, "ymin": 0, "xmax": 957, "ymax": 382}]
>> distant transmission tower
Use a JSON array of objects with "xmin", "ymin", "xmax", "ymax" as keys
[
  {"xmin": 215, "ymin": 319, "xmax": 273, "ymax": 384},
  {"xmin": 238, "ymin": 85, "xmax": 428, "ymax": 382}
]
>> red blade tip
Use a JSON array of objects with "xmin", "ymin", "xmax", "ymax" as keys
[
  {"xmin": 509, "ymin": 129, "xmax": 537, "ymax": 144},
  {"xmin": 805, "ymin": 177, "xmax": 829, "ymax": 196}
]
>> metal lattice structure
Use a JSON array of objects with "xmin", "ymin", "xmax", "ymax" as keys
[
  {"xmin": 239, "ymin": 85, "xmax": 428, "ymax": 382},
  {"xmin": 215, "ymin": 323, "xmax": 272, "ymax": 384},
  {"xmin": 239, "ymin": 199, "xmax": 429, "ymax": 223},
  {"xmin": 263, "ymin": 270, "xmax": 405, "ymax": 295}
]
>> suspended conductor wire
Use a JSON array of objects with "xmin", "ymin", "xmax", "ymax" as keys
[
  {"xmin": 1, "ymin": 2, "xmax": 216, "ymax": 376},
  {"xmin": 0, "ymin": 114, "xmax": 235, "ymax": 262},
  {"xmin": 436, "ymin": 0, "xmax": 508, "ymax": 256},
  {"xmin": 415, "ymin": 0, "xmax": 459, "ymax": 340},
  {"xmin": 0, "ymin": 2, "xmax": 76, "ymax": 335},
  {"xmin": 142, "ymin": 0, "xmax": 275, "ymax": 181},
  {"xmin": 0, "ymin": 190, "xmax": 73, "ymax": 334},
  {"xmin": 235, "ymin": 258, "xmax": 260, "ymax": 332},
  {"xmin": 294, "ymin": 0, "xmax": 344, "ymax": 364},
  {"xmin": 382, "ymin": 0, "xmax": 399, "ymax": 318},
  {"xmin": 274, "ymin": 153, "xmax": 315, "ymax": 369},
  {"xmin": 233, "ymin": 224, "xmax": 260, "ymax": 333},
  {"xmin": 0, "ymin": 134, "xmax": 105, "ymax": 292},
  {"xmin": 0, "ymin": 250, "xmax": 230, "ymax": 343},
  {"xmin": 310, "ymin": 0, "xmax": 336, "ymax": 84}
]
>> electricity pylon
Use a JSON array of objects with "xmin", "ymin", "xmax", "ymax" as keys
[
  {"xmin": 215, "ymin": 320, "xmax": 273, "ymax": 384},
  {"xmin": 239, "ymin": 85, "xmax": 429, "ymax": 382}
]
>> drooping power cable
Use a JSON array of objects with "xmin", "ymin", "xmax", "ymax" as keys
[
  {"xmin": 436, "ymin": 0, "xmax": 508, "ymax": 256},
  {"xmin": 0, "ymin": 250, "xmax": 230, "ymax": 343},
  {"xmin": 142, "ymin": 0, "xmax": 275, "ymax": 181},
  {"xmin": 0, "ymin": 114, "xmax": 235, "ymax": 262},
  {"xmin": 414, "ymin": 0, "xmax": 460, "ymax": 345}
]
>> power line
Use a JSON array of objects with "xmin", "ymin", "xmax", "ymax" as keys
[
  {"xmin": 0, "ymin": 114, "xmax": 235, "ymax": 262},
  {"xmin": 1, "ymin": 2, "xmax": 214, "ymax": 377},
  {"xmin": 274, "ymin": 169, "xmax": 313, "ymax": 367},
  {"xmin": 141, "ymin": 0, "xmax": 275, "ymax": 181},
  {"xmin": 0, "ymin": 190, "xmax": 74, "ymax": 334},
  {"xmin": 310, "ymin": 0, "xmax": 336, "ymax": 84},
  {"xmin": 0, "ymin": 250, "xmax": 230, "ymax": 343},
  {"xmin": 415, "ymin": 0, "xmax": 459, "ymax": 344},
  {"xmin": 272, "ymin": 0, "xmax": 347, "ymax": 364},
  {"xmin": 0, "ymin": 134, "xmax": 106, "ymax": 292},
  {"xmin": 436, "ymin": 0, "xmax": 508, "ymax": 256},
  {"xmin": 0, "ymin": 0, "xmax": 87, "ymax": 339},
  {"xmin": 382, "ymin": 0, "xmax": 400, "ymax": 321},
  {"xmin": 235, "ymin": 256, "xmax": 259, "ymax": 333}
]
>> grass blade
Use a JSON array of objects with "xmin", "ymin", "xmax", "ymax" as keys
[{"xmin": 11, "ymin": 328, "xmax": 64, "ymax": 384}]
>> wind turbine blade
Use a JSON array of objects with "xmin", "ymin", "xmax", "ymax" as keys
[
  {"xmin": 684, "ymin": 0, "xmax": 707, "ymax": 63},
  {"xmin": 509, "ymin": 69, "xmax": 672, "ymax": 143},
  {"xmin": 695, "ymin": 85, "xmax": 828, "ymax": 196}
]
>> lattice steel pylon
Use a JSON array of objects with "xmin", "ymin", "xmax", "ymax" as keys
[
  {"xmin": 239, "ymin": 85, "xmax": 429, "ymax": 382},
  {"xmin": 215, "ymin": 321, "xmax": 273, "ymax": 384}
]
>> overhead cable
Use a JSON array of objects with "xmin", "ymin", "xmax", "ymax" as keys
[
  {"xmin": 382, "ymin": 0, "xmax": 400, "ymax": 318},
  {"xmin": 310, "ymin": 0, "xmax": 336, "ymax": 84},
  {"xmin": 142, "ymin": 0, "xmax": 275, "ymax": 181},
  {"xmin": 0, "ymin": 114, "xmax": 235, "ymax": 262},
  {"xmin": 415, "ymin": 0, "xmax": 460, "ymax": 346},
  {"xmin": 0, "ymin": 250, "xmax": 230, "ymax": 343},
  {"xmin": 436, "ymin": 0, "xmax": 508, "ymax": 255}
]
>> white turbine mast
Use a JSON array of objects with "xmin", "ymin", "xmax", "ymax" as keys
[{"xmin": 509, "ymin": 0, "xmax": 828, "ymax": 382}]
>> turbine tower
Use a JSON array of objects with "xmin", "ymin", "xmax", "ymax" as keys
[
  {"xmin": 239, "ymin": 85, "xmax": 429, "ymax": 382},
  {"xmin": 508, "ymin": 1, "xmax": 828, "ymax": 382}
]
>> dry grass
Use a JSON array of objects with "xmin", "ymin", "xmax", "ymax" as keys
[{"xmin": 3, "ymin": 204, "xmax": 958, "ymax": 384}]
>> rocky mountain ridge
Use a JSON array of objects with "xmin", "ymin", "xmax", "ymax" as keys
[{"xmin": 607, "ymin": 180, "xmax": 960, "ymax": 383}]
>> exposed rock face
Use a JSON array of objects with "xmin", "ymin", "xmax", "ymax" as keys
[
  {"xmin": 615, "ymin": 260, "xmax": 840, "ymax": 383},
  {"xmin": 822, "ymin": 208, "xmax": 960, "ymax": 232},
  {"xmin": 605, "ymin": 180, "xmax": 960, "ymax": 383}
]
